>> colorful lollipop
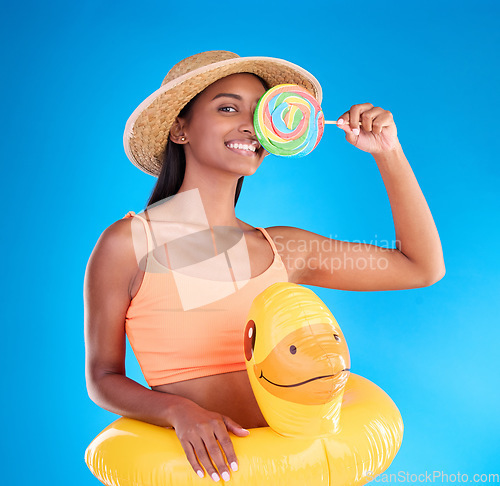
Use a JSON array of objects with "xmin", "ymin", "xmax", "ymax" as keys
[{"xmin": 254, "ymin": 84, "xmax": 326, "ymax": 157}]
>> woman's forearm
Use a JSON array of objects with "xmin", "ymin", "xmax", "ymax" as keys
[
  {"xmin": 373, "ymin": 144, "xmax": 445, "ymax": 281},
  {"xmin": 87, "ymin": 372, "xmax": 191, "ymax": 427}
]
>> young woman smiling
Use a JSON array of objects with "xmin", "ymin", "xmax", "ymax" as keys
[{"xmin": 84, "ymin": 51, "xmax": 445, "ymax": 483}]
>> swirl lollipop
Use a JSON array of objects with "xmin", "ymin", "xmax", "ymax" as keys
[{"xmin": 254, "ymin": 84, "xmax": 325, "ymax": 157}]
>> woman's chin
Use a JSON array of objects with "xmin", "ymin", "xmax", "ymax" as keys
[{"xmin": 231, "ymin": 155, "xmax": 265, "ymax": 176}]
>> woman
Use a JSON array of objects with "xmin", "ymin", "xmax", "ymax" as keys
[{"xmin": 84, "ymin": 50, "xmax": 445, "ymax": 483}]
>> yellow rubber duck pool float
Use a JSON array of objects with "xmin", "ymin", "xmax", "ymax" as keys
[{"xmin": 86, "ymin": 282, "xmax": 403, "ymax": 485}]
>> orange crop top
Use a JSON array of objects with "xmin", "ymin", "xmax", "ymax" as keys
[{"xmin": 122, "ymin": 211, "xmax": 289, "ymax": 387}]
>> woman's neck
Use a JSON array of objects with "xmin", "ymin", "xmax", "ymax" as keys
[
  {"xmin": 174, "ymin": 172, "xmax": 243, "ymax": 229},
  {"xmin": 150, "ymin": 185, "xmax": 242, "ymax": 229}
]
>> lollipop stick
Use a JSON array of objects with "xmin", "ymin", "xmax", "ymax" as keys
[{"xmin": 325, "ymin": 120, "xmax": 362, "ymax": 125}]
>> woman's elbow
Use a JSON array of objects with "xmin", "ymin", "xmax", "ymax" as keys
[
  {"xmin": 85, "ymin": 370, "xmax": 102, "ymax": 405},
  {"xmin": 421, "ymin": 265, "xmax": 446, "ymax": 287},
  {"xmin": 85, "ymin": 366, "xmax": 114, "ymax": 406}
]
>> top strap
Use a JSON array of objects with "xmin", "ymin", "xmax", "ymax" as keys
[
  {"xmin": 122, "ymin": 210, "xmax": 154, "ymax": 258},
  {"xmin": 255, "ymin": 227, "xmax": 281, "ymax": 259}
]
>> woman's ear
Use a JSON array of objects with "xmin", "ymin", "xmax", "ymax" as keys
[{"xmin": 169, "ymin": 118, "xmax": 188, "ymax": 144}]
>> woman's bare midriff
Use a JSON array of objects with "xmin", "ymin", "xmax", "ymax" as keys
[{"xmin": 151, "ymin": 370, "xmax": 268, "ymax": 429}]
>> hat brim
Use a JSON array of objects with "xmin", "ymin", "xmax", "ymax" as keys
[{"xmin": 124, "ymin": 56, "xmax": 323, "ymax": 177}]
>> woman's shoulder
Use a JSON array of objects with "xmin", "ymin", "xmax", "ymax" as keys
[
  {"xmin": 84, "ymin": 215, "xmax": 142, "ymax": 322},
  {"xmin": 100, "ymin": 211, "xmax": 139, "ymax": 243},
  {"xmin": 236, "ymin": 220, "xmax": 309, "ymax": 247},
  {"xmin": 88, "ymin": 212, "xmax": 145, "ymax": 275},
  {"xmin": 238, "ymin": 222, "xmax": 307, "ymax": 240}
]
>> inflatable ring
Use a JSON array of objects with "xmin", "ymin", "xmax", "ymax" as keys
[{"xmin": 86, "ymin": 283, "xmax": 403, "ymax": 485}]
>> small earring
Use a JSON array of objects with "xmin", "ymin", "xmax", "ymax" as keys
[{"xmin": 180, "ymin": 137, "xmax": 186, "ymax": 142}]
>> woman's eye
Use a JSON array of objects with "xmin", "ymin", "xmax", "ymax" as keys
[
  {"xmin": 334, "ymin": 334, "xmax": 341, "ymax": 342},
  {"xmin": 219, "ymin": 106, "xmax": 236, "ymax": 113},
  {"xmin": 290, "ymin": 345, "xmax": 297, "ymax": 355}
]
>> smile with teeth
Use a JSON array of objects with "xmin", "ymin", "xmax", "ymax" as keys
[{"xmin": 225, "ymin": 142, "xmax": 258, "ymax": 153}]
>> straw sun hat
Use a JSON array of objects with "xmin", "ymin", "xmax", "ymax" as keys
[{"xmin": 123, "ymin": 50, "xmax": 323, "ymax": 177}]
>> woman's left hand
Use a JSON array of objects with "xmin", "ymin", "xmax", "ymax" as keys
[{"xmin": 336, "ymin": 103, "xmax": 401, "ymax": 154}]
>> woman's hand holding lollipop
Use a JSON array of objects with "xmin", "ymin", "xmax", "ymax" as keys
[
  {"xmin": 253, "ymin": 85, "xmax": 401, "ymax": 157},
  {"xmin": 335, "ymin": 103, "xmax": 401, "ymax": 154}
]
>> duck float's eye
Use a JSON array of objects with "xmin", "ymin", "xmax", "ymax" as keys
[
  {"xmin": 334, "ymin": 334, "xmax": 341, "ymax": 342},
  {"xmin": 289, "ymin": 345, "xmax": 297, "ymax": 355},
  {"xmin": 244, "ymin": 320, "xmax": 256, "ymax": 361}
]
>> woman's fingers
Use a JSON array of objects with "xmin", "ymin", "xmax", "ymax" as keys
[
  {"xmin": 191, "ymin": 437, "xmax": 221, "ymax": 481},
  {"xmin": 178, "ymin": 439, "xmax": 206, "ymax": 479},
  {"xmin": 216, "ymin": 417, "xmax": 247, "ymax": 472},
  {"xmin": 360, "ymin": 106, "xmax": 385, "ymax": 133},
  {"xmin": 199, "ymin": 431, "xmax": 231, "ymax": 482},
  {"xmin": 336, "ymin": 103, "xmax": 399, "ymax": 152},
  {"xmin": 372, "ymin": 111, "xmax": 394, "ymax": 135},
  {"xmin": 171, "ymin": 403, "xmax": 248, "ymax": 481},
  {"xmin": 347, "ymin": 103, "xmax": 373, "ymax": 132},
  {"xmin": 337, "ymin": 113, "xmax": 350, "ymax": 127},
  {"xmin": 223, "ymin": 415, "xmax": 250, "ymax": 437},
  {"xmin": 337, "ymin": 104, "xmax": 392, "ymax": 135},
  {"xmin": 337, "ymin": 112, "xmax": 357, "ymax": 136},
  {"xmin": 179, "ymin": 428, "xmax": 230, "ymax": 481},
  {"xmin": 196, "ymin": 417, "xmax": 245, "ymax": 481}
]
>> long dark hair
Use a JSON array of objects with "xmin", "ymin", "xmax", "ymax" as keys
[{"xmin": 146, "ymin": 74, "xmax": 269, "ymax": 209}]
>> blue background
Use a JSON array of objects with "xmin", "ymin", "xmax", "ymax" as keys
[{"xmin": 1, "ymin": 0, "xmax": 498, "ymax": 484}]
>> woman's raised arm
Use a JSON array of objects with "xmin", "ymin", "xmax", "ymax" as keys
[{"xmin": 265, "ymin": 104, "xmax": 445, "ymax": 292}]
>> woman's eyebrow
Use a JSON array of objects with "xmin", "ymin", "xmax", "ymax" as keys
[{"xmin": 211, "ymin": 93, "xmax": 243, "ymax": 101}]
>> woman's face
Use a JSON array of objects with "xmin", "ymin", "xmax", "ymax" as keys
[{"xmin": 177, "ymin": 73, "xmax": 268, "ymax": 177}]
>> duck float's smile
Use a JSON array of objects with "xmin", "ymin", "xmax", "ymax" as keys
[{"xmin": 259, "ymin": 368, "xmax": 349, "ymax": 388}]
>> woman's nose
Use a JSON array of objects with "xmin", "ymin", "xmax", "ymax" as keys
[{"xmin": 240, "ymin": 111, "xmax": 256, "ymax": 135}]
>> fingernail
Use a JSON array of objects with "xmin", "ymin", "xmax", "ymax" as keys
[
  {"xmin": 222, "ymin": 471, "xmax": 230, "ymax": 481},
  {"xmin": 337, "ymin": 118, "xmax": 344, "ymax": 125},
  {"xmin": 212, "ymin": 472, "xmax": 220, "ymax": 482},
  {"xmin": 197, "ymin": 470, "xmax": 204, "ymax": 478},
  {"xmin": 353, "ymin": 128, "xmax": 360, "ymax": 136},
  {"xmin": 230, "ymin": 462, "xmax": 238, "ymax": 471}
]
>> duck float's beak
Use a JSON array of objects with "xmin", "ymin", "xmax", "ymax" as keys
[{"xmin": 252, "ymin": 323, "xmax": 350, "ymax": 405}]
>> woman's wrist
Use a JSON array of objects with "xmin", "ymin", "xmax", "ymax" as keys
[
  {"xmin": 160, "ymin": 393, "xmax": 200, "ymax": 428},
  {"xmin": 371, "ymin": 142, "xmax": 404, "ymax": 163}
]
